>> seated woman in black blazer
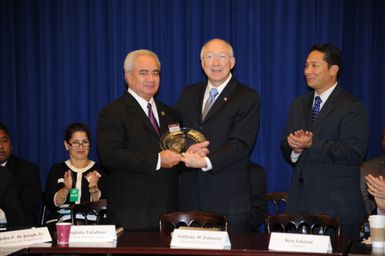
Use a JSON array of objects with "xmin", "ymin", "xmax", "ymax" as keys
[{"xmin": 45, "ymin": 123, "xmax": 107, "ymax": 224}]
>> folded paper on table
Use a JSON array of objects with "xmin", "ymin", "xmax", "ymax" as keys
[
  {"xmin": 69, "ymin": 225, "xmax": 117, "ymax": 243},
  {"xmin": 170, "ymin": 227, "xmax": 231, "ymax": 249},
  {"xmin": 0, "ymin": 227, "xmax": 52, "ymax": 247},
  {"xmin": 268, "ymin": 232, "xmax": 332, "ymax": 253},
  {"xmin": 69, "ymin": 241, "xmax": 117, "ymax": 247}
]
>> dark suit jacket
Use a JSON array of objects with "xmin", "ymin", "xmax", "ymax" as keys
[
  {"xmin": 5, "ymin": 155, "xmax": 42, "ymax": 225},
  {"xmin": 0, "ymin": 166, "xmax": 24, "ymax": 224},
  {"xmin": 176, "ymin": 77, "xmax": 260, "ymax": 219},
  {"xmin": 280, "ymin": 85, "xmax": 368, "ymax": 225},
  {"xmin": 360, "ymin": 155, "xmax": 385, "ymax": 214},
  {"xmin": 248, "ymin": 162, "xmax": 267, "ymax": 232},
  {"xmin": 96, "ymin": 92, "xmax": 180, "ymax": 230}
]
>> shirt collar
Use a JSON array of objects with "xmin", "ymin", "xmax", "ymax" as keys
[
  {"xmin": 65, "ymin": 160, "xmax": 95, "ymax": 173},
  {"xmin": 127, "ymin": 88, "xmax": 159, "ymax": 122},
  {"xmin": 128, "ymin": 88, "xmax": 156, "ymax": 111},
  {"xmin": 314, "ymin": 82, "xmax": 338, "ymax": 105},
  {"xmin": 205, "ymin": 73, "xmax": 232, "ymax": 97}
]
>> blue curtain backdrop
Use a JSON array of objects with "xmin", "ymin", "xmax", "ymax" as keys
[{"xmin": 1, "ymin": 0, "xmax": 384, "ymax": 192}]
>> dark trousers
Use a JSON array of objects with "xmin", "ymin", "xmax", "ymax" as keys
[
  {"xmin": 227, "ymin": 212, "xmax": 252, "ymax": 233},
  {"xmin": 341, "ymin": 222, "xmax": 362, "ymax": 242}
]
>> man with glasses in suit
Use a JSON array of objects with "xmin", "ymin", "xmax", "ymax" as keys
[{"xmin": 177, "ymin": 38, "xmax": 260, "ymax": 232}]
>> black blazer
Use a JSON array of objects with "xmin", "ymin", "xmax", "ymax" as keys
[
  {"xmin": 5, "ymin": 155, "xmax": 42, "ymax": 225},
  {"xmin": 44, "ymin": 162, "xmax": 108, "ymax": 221},
  {"xmin": 96, "ymin": 92, "xmax": 180, "ymax": 230},
  {"xmin": 0, "ymin": 166, "xmax": 24, "ymax": 224},
  {"xmin": 280, "ymin": 85, "xmax": 368, "ymax": 224},
  {"xmin": 176, "ymin": 77, "xmax": 260, "ymax": 216}
]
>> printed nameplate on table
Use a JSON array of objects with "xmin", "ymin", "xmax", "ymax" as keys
[
  {"xmin": 69, "ymin": 240, "xmax": 117, "ymax": 248},
  {"xmin": 69, "ymin": 225, "xmax": 117, "ymax": 243},
  {"xmin": 0, "ymin": 227, "xmax": 52, "ymax": 247},
  {"xmin": 268, "ymin": 232, "xmax": 332, "ymax": 253},
  {"xmin": 170, "ymin": 227, "xmax": 231, "ymax": 249}
]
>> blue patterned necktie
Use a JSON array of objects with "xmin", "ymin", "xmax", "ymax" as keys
[
  {"xmin": 147, "ymin": 103, "xmax": 159, "ymax": 134},
  {"xmin": 202, "ymin": 88, "xmax": 218, "ymax": 120},
  {"xmin": 311, "ymin": 96, "xmax": 322, "ymax": 122}
]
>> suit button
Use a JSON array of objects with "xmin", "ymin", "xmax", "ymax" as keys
[{"xmin": 298, "ymin": 170, "xmax": 304, "ymax": 184}]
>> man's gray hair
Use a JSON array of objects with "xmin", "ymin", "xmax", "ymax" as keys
[{"xmin": 123, "ymin": 49, "xmax": 161, "ymax": 73}]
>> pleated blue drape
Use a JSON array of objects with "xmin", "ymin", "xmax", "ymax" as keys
[{"xmin": 1, "ymin": 0, "xmax": 384, "ymax": 192}]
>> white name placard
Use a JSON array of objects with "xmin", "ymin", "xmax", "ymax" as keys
[
  {"xmin": 268, "ymin": 232, "xmax": 332, "ymax": 253},
  {"xmin": 0, "ymin": 227, "xmax": 52, "ymax": 247},
  {"xmin": 170, "ymin": 228, "xmax": 231, "ymax": 249},
  {"xmin": 69, "ymin": 225, "xmax": 117, "ymax": 243},
  {"xmin": 69, "ymin": 241, "xmax": 117, "ymax": 248}
]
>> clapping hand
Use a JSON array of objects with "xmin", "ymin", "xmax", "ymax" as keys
[
  {"xmin": 366, "ymin": 174, "xmax": 385, "ymax": 211},
  {"xmin": 86, "ymin": 171, "xmax": 101, "ymax": 189},
  {"xmin": 63, "ymin": 170, "xmax": 73, "ymax": 190},
  {"xmin": 287, "ymin": 129, "xmax": 313, "ymax": 153}
]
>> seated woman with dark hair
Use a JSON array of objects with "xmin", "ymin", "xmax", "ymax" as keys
[{"xmin": 45, "ymin": 123, "xmax": 107, "ymax": 225}]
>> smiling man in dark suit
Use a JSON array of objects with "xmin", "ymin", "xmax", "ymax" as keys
[
  {"xmin": 96, "ymin": 50, "xmax": 181, "ymax": 230},
  {"xmin": 176, "ymin": 38, "xmax": 260, "ymax": 232},
  {"xmin": 0, "ymin": 123, "xmax": 42, "ymax": 226},
  {"xmin": 280, "ymin": 43, "xmax": 368, "ymax": 241},
  {"xmin": 0, "ymin": 166, "xmax": 23, "ymax": 225}
]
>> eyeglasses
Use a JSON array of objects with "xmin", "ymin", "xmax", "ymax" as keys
[
  {"xmin": 203, "ymin": 53, "xmax": 232, "ymax": 62},
  {"xmin": 68, "ymin": 140, "xmax": 90, "ymax": 148}
]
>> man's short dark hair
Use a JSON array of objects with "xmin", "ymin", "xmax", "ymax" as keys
[
  {"xmin": 309, "ymin": 43, "xmax": 342, "ymax": 79},
  {"xmin": 0, "ymin": 123, "xmax": 10, "ymax": 137}
]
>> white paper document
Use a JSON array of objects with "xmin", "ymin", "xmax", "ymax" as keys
[
  {"xmin": 0, "ymin": 227, "xmax": 52, "ymax": 248},
  {"xmin": 170, "ymin": 228, "xmax": 231, "ymax": 249},
  {"xmin": 268, "ymin": 232, "xmax": 332, "ymax": 253},
  {"xmin": 69, "ymin": 225, "xmax": 117, "ymax": 243}
]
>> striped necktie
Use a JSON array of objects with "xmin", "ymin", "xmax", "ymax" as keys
[{"xmin": 147, "ymin": 103, "xmax": 159, "ymax": 134}]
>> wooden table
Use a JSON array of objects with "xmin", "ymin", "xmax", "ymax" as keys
[{"xmin": 22, "ymin": 231, "xmax": 372, "ymax": 255}]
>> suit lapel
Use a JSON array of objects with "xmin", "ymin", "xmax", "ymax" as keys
[
  {"xmin": 4, "ymin": 155, "xmax": 16, "ymax": 175},
  {"xmin": 156, "ymin": 99, "xmax": 177, "ymax": 136},
  {"xmin": 311, "ymin": 86, "xmax": 341, "ymax": 129},
  {"xmin": 303, "ymin": 93, "xmax": 314, "ymax": 128},
  {"xmin": 124, "ymin": 93, "xmax": 160, "ymax": 137},
  {"xmin": 157, "ymin": 102, "xmax": 167, "ymax": 135},
  {"xmin": 196, "ymin": 83, "xmax": 207, "ymax": 122}
]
